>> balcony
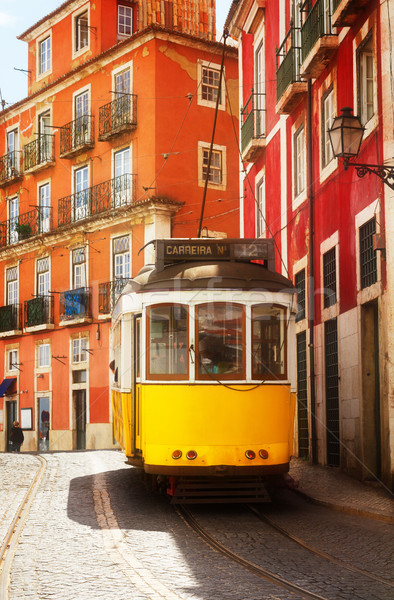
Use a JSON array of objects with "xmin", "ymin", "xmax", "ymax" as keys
[
  {"xmin": 99, "ymin": 278, "xmax": 129, "ymax": 315},
  {"xmin": 60, "ymin": 115, "xmax": 95, "ymax": 158},
  {"xmin": 58, "ymin": 173, "xmax": 136, "ymax": 227},
  {"xmin": 59, "ymin": 287, "xmax": 92, "ymax": 324},
  {"xmin": 0, "ymin": 304, "xmax": 22, "ymax": 337},
  {"xmin": 241, "ymin": 91, "xmax": 266, "ymax": 163},
  {"xmin": 276, "ymin": 26, "xmax": 307, "ymax": 114},
  {"xmin": 0, "ymin": 152, "xmax": 23, "ymax": 188},
  {"xmin": 300, "ymin": 0, "xmax": 338, "ymax": 79},
  {"xmin": 0, "ymin": 207, "xmax": 53, "ymax": 248},
  {"xmin": 332, "ymin": 0, "xmax": 370, "ymax": 27},
  {"xmin": 24, "ymin": 295, "xmax": 54, "ymax": 331},
  {"xmin": 24, "ymin": 135, "xmax": 55, "ymax": 173},
  {"xmin": 98, "ymin": 94, "xmax": 137, "ymax": 141}
]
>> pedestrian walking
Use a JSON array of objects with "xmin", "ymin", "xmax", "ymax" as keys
[{"xmin": 10, "ymin": 420, "xmax": 24, "ymax": 453}]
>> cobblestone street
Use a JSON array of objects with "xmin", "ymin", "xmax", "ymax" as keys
[{"xmin": 1, "ymin": 451, "xmax": 393, "ymax": 600}]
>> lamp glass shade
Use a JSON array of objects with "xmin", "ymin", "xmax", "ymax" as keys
[{"xmin": 328, "ymin": 108, "xmax": 365, "ymax": 159}]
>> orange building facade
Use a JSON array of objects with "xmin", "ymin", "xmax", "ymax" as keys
[{"xmin": 0, "ymin": 0, "xmax": 239, "ymax": 452}]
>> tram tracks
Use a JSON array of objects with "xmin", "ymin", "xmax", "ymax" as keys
[
  {"xmin": 176, "ymin": 502, "xmax": 393, "ymax": 600},
  {"xmin": 0, "ymin": 455, "xmax": 47, "ymax": 599}
]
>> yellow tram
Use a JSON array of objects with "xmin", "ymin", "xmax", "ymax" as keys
[{"xmin": 111, "ymin": 239, "xmax": 297, "ymax": 502}]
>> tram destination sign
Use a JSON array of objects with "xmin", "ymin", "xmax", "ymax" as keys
[{"xmin": 155, "ymin": 239, "xmax": 275, "ymax": 271}]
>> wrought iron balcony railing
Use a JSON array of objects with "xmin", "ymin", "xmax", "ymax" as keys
[
  {"xmin": 98, "ymin": 94, "xmax": 137, "ymax": 140},
  {"xmin": 59, "ymin": 287, "xmax": 92, "ymax": 322},
  {"xmin": 241, "ymin": 91, "xmax": 266, "ymax": 154},
  {"xmin": 301, "ymin": 0, "xmax": 334, "ymax": 63},
  {"xmin": 0, "ymin": 304, "xmax": 22, "ymax": 333},
  {"xmin": 58, "ymin": 173, "xmax": 136, "ymax": 227},
  {"xmin": 276, "ymin": 25, "xmax": 303, "ymax": 101},
  {"xmin": 60, "ymin": 115, "xmax": 95, "ymax": 157},
  {"xmin": 0, "ymin": 207, "xmax": 53, "ymax": 248},
  {"xmin": 24, "ymin": 295, "xmax": 54, "ymax": 328},
  {"xmin": 24, "ymin": 135, "xmax": 54, "ymax": 172},
  {"xmin": 99, "ymin": 278, "xmax": 129, "ymax": 314},
  {"xmin": 0, "ymin": 151, "xmax": 23, "ymax": 186}
]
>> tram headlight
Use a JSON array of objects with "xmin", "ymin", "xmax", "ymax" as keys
[
  {"xmin": 172, "ymin": 450, "xmax": 182, "ymax": 460},
  {"xmin": 259, "ymin": 449, "xmax": 269, "ymax": 459},
  {"xmin": 186, "ymin": 450, "xmax": 197, "ymax": 460},
  {"xmin": 245, "ymin": 450, "xmax": 256, "ymax": 460}
]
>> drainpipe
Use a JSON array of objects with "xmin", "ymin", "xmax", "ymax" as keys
[{"xmin": 307, "ymin": 79, "xmax": 317, "ymax": 464}]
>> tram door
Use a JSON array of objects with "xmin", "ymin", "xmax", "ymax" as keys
[
  {"xmin": 134, "ymin": 315, "xmax": 142, "ymax": 454},
  {"xmin": 73, "ymin": 390, "xmax": 86, "ymax": 450},
  {"xmin": 6, "ymin": 400, "xmax": 17, "ymax": 452}
]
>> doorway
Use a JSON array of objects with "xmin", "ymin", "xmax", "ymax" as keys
[
  {"xmin": 361, "ymin": 301, "xmax": 381, "ymax": 480},
  {"xmin": 73, "ymin": 390, "xmax": 86, "ymax": 450},
  {"xmin": 38, "ymin": 396, "xmax": 50, "ymax": 451},
  {"xmin": 6, "ymin": 400, "xmax": 17, "ymax": 452}
]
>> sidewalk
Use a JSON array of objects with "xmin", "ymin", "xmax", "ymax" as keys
[{"xmin": 289, "ymin": 457, "xmax": 394, "ymax": 523}]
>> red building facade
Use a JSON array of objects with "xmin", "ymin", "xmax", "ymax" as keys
[
  {"xmin": 0, "ymin": 0, "xmax": 239, "ymax": 452},
  {"xmin": 227, "ymin": 0, "xmax": 394, "ymax": 489}
]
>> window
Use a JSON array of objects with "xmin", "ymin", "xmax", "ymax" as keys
[
  {"xmin": 75, "ymin": 11, "xmax": 89, "ymax": 52},
  {"xmin": 38, "ymin": 111, "xmax": 51, "ymax": 163},
  {"xmin": 72, "ymin": 247, "xmax": 87, "ymax": 289},
  {"xmin": 113, "ymin": 235, "xmax": 130, "ymax": 280},
  {"xmin": 72, "ymin": 337, "xmax": 88, "ymax": 363},
  {"xmin": 255, "ymin": 41, "xmax": 265, "ymax": 136},
  {"xmin": 202, "ymin": 66, "xmax": 220, "ymax": 103},
  {"xmin": 37, "ymin": 257, "xmax": 50, "ymax": 297},
  {"xmin": 202, "ymin": 147, "xmax": 222, "ymax": 185},
  {"xmin": 251, "ymin": 305, "xmax": 287, "ymax": 380},
  {"xmin": 74, "ymin": 90, "xmax": 90, "ymax": 146},
  {"xmin": 323, "ymin": 247, "xmax": 337, "ymax": 308},
  {"xmin": 295, "ymin": 269, "xmax": 306, "ymax": 321},
  {"xmin": 39, "ymin": 36, "xmax": 51, "ymax": 75},
  {"xmin": 8, "ymin": 196, "xmax": 19, "ymax": 244},
  {"xmin": 74, "ymin": 165, "xmax": 89, "ymax": 221},
  {"xmin": 38, "ymin": 183, "xmax": 50, "ymax": 234},
  {"xmin": 115, "ymin": 68, "xmax": 131, "ymax": 96},
  {"xmin": 357, "ymin": 32, "xmax": 374, "ymax": 125},
  {"xmin": 196, "ymin": 303, "xmax": 244, "ymax": 379},
  {"xmin": 6, "ymin": 267, "xmax": 18, "ymax": 305},
  {"xmin": 147, "ymin": 305, "xmax": 188, "ymax": 379},
  {"xmin": 37, "ymin": 343, "xmax": 50, "ymax": 368},
  {"xmin": 114, "ymin": 147, "xmax": 131, "ymax": 206},
  {"xmin": 7, "ymin": 129, "xmax": 18, "ymax": 174},
  {"xmin": 322, "ymin": 88, "xmax": 335, "ymax": 168},
  {"xmin": 256, "ymin": 177, "xmax": 265, "ymax": 238},
  {"xmin": 359, "ymin": 218, "xmax": 377, "ymax": 289},
  {"xmin": 294, "ymin": 125, "xmax": 306, "ymax": 197},
  {"xmin": 118, "ymin": 5, "xmax": 133, "ymax": 36},
  {"xmin": 8, "ymin": 349, "xmax": 18, "ymax": 371}
]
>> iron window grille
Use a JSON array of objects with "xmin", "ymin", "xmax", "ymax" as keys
[
  {"xmin": 323, "ymin": 247, "xmax": 337, "ymax": 308},
  {"xmin": 295, "ymin": 269, "xmax": 306, "ymax": 321},
  {"xmin": 359, "ymin": 218, "xmax": 377, "ymax": 289}
]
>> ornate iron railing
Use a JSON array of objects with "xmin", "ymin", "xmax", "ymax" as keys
[
  {"xmin": 98, "ymin": 94, "xmax": 137, "ymax": 139},
  {"xmin": 60, "ymin": 115, "xmax": 94, "ymax": 155},
  {"xmin": 99, "ymin": 278, "xmax": 129, "ymax": 314},
  {"xmin": 0, "ymin": 304, "xmax": 22, "ymax": 332},
  {"xmin": 276, "ymin": 25, "xmax": 303, "ymax": 101},
  {"xmin": 0, "ymin": 151, "xmax": 22, "ymax": 185},
  {"xmin": 59, "ymin": 287, "xmax": 92, "ymax": 321},
  {"xmin": 0, "ymin": 207, "xmax": 53, "ymax": 248},
  {"xmin": 24, "ymin": 135, "xmax": 54, "ymax": 171},
  {"xmin": 241, "ymin": 91, "xmax": 266, "ymax": 153},
  {"xmin": 24, "ymin": 295, "xmax": 54, "ymax": 328},
  {"xmin": 301, "ymin": 0, "xmax": 334, "ymax": 62},
  {"xmin": 58, "ymin": 174, "xmax": 136, "ymax": 227}
]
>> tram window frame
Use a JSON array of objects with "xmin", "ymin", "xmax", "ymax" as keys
[
  {"xmin": 146, "ymin": 304, "xmax": 189, "ymax": 381},
  {"xmin": 251, "ymin": 304, "xmax": 287, "ymax": 380},
  {"xmin": 195, "ymin": 302, "xmax": 245, "ymax": 380}
]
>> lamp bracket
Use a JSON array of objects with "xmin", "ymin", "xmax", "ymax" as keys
[{"xmin": 343, "ymin": 160, "xmax": 394, "ymax": 191}]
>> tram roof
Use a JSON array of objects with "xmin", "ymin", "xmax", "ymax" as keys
[{"xmin": 123, "ymin": 261, "xmax": 295, "ymax": 293}]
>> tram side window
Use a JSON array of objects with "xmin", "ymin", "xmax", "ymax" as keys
[
  {"xmin": 252, "ymin": 305, "xmax": 287, "ymax": 379},
  {"xmin": 196, "ymin": 303, "xmax": 244, "ymax": 379},
  {"xmin": 147, "ymin": 305, "xmax": 188, "ymax": 379}
]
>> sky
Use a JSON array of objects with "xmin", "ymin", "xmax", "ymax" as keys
[{"xmin": 0, "ymin": 0, "xmax": 232, "ymax": 108}]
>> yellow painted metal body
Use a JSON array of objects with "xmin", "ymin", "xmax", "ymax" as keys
[{"xmin": 112, "ymin": 384, "xmax": 295, "ymax": 472}]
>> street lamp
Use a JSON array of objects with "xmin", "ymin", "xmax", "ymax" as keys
[{"xmin": 328, "ymin": 107, "xmax": 394, "ymax": 191}]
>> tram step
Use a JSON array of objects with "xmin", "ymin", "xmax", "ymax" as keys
[{"xmin": 170, "ymin": 477, "xmax": 271, "ymax": 504}]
